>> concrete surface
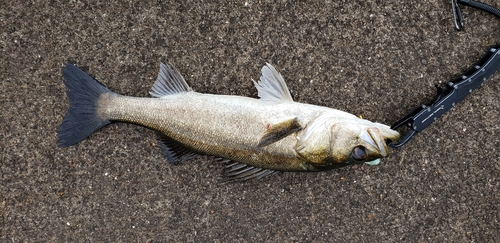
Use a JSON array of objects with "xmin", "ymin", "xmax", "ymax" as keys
[{"xmin": 1, "ymin": 1, "xmax": 499, "ymax": 242}]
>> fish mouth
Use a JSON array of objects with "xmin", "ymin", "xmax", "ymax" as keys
[{"xmin": 360, "ymin": 127, "xmax": 390, "ymax": 157}]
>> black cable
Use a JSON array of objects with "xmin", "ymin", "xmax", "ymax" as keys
[{"xmin": 458, "ymin": 0, "xmax": 500, "ymax": 19}]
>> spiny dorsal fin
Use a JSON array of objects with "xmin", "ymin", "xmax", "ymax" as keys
[
  {"xmin": 219, "ymin": 161, "xmax": 279, "ymax": 182},
  {"xmin": 257, "ymin": 117, "xmax": 303, "ymax": 147},
  {"xmin": 253, "ymin": 63, "xmax": 294, "ymax": 103},
  {"xmin": 156, "ymin": 133, "xmax": 198, "ymax": 164},
  {"xmin": 150, "ymin": 63, "xmax": 193, "ymax": 98}
]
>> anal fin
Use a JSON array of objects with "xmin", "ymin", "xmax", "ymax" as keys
[
  {"xmin": 219, "ymin": 161, "xmax": 279, "ymax": 182},
  {"xmin": 157, "ymin": 133, "xmax": 199, "ymax": 164},
  {"xmin": 258, "ymin": 117, "xmax": 303, "ymax": 147}
]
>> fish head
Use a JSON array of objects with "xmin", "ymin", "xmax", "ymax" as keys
[
  {"xmin": 328, "ymin": 121, "xmax": 400, "ymax": 165},
  {"xmin": 296, "ymin": 115, "xmax": 400, "ymax": 169}
]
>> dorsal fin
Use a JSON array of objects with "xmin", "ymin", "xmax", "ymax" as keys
[
  {"xmin": 150, "ymin": 63, "xmax": 193, "ymax": 98},
  {"xmin": 253, "ymin": 63, "xmax": 294, "ymax": 103}
]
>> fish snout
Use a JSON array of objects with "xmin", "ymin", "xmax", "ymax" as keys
[{"xmin": 363, "ymin": 127, "xmax": 399, "ymax": 157}]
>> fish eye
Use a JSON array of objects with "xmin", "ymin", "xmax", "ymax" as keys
[{"xmin": 351, "ymin": 146, "xmax": 367, "ymax": 161}]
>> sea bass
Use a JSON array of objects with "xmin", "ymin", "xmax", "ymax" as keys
[{"xmin": 58, "ymin": 63, "xmax": 399, "ymax": 181}]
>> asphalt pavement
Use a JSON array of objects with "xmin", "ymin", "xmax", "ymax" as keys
[{"xmin": 1, "ymin": 1, "xmax": 499, "ymax": 242}]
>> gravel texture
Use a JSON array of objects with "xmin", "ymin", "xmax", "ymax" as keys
[{"xmin": 1, "ymin": 1, "xmax": 499, "ymax": 242}]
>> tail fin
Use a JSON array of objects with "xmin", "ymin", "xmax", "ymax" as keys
[{"xmin": 58, "ymin": 64, "xmax": 114, "ymax": 147}]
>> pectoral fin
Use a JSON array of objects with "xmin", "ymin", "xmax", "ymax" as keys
[{"xmin": 257, "ymin": 118, "xmax": 303, "ymax": 147}]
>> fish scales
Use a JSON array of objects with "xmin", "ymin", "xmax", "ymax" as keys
[
  {"xmin": 99, "ymin": 92, "xmax": 330, "ymax": 171},
  {"xmin": 58, "ymin": 63, "xmax": 400, "ymax": 181}
]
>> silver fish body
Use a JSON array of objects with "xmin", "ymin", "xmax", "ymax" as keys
[{"xmin": 58, "ymin": 63, "xmax": 400, "ymax": 181}]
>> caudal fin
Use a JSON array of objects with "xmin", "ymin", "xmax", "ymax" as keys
[{"xmin": 58, "ymin": 64, "xmax": 114, "ymax": 147}]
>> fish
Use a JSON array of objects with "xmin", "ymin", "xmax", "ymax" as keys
[{"xmin": 58, "ymin": 63, "xmax": 400, "ymax": 181}]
